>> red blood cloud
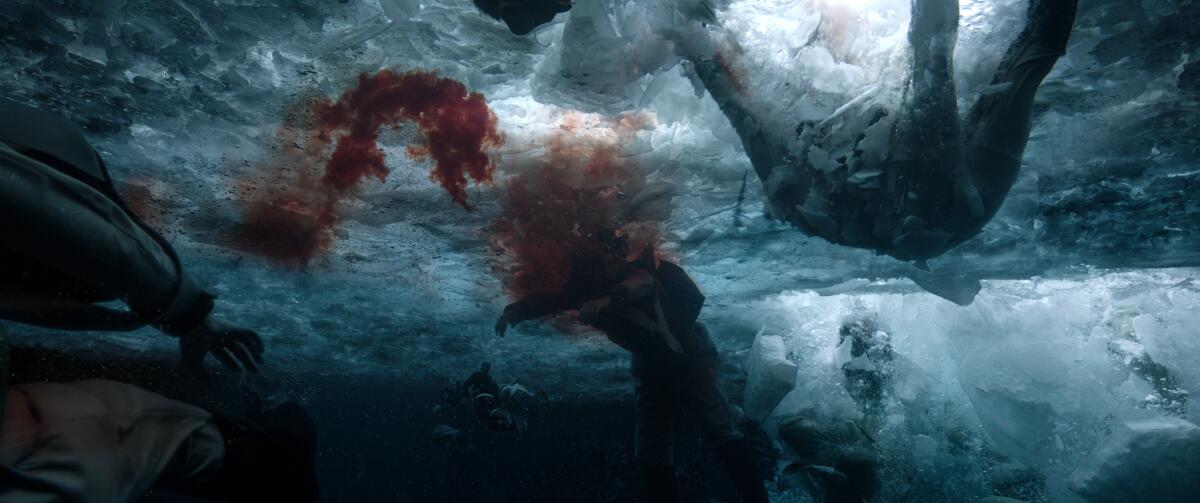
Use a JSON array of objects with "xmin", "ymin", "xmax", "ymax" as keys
[
  {"xmin": 315, "ymin": 70, "xmax": 504, "ymax": 208},
  {"xmin": 491, "ymin": 112, "xmax": 671, "ymax": 299},
  {"xmin": 230, "ymin": 70, "xmax": 504, "ymax": 266}
]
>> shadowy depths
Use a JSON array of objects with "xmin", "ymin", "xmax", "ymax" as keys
[{"xmin": 8, "ymin": 343, "xmax": 746, "ymax": 502}]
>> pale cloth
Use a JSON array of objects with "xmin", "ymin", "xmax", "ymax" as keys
[{"xmin": 0, "ymin": 380, "xmax": 223, "ymax": 503}]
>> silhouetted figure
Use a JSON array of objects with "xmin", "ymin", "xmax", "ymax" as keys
[
  {"xmin": 461, "ymin": 361, "xmax": 501, "ymax": 399},
  {"xmin": 838, "ymin": 317, "xmax": 896, "ymax": 423},
  {"xmin": 495, "ymin": 234, "xmax": 768, "ymax": 503}
]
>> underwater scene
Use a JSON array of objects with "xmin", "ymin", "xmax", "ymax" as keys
[{"xmin": 1, "ymin": 0, "xmax": 1198, "ymax": 502}]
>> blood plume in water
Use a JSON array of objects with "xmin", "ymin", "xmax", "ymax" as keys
[
  {"xmin": 231, "ymin": 70, "xmax": 504, "ymax": 266},
  {"xmin": 491, "ymin": 112, "xmax": 670, "ymax": 300}
]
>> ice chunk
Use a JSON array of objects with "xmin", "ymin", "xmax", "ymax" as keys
[
  {"xmin": 966, "ymin": 386, "xmax": 1058, "ymax": 467},
  {"xmin": 742, "ymin": 330, "xmax": 797, "ymax": 422},
  {"xmin": 1068, "ymin": 418, "xmax": 1200, "ymax": 503}
]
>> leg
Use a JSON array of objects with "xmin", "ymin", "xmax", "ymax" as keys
[
  {"xmin": 964, "ymin": 0, "xmax": 1079, "ymax": 221},
  {"xmin": 885, "ymin": 0, "xmax": 963, "ymax": 243},
  {"xmin": 680, "ymin": 324, "xmax": 769, "ymax": 503},
  {"xmin": 631, "ymin": 351, "xmax": 678, "ymax": 501},
  {"xmin": 669, "ymin": 17, "xmax": 800, "ymax": 202}
]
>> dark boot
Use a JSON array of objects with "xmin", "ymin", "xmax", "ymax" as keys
[
  {"xmin": 641, "ymin": 465, "xmax": 679, "ymax": 503},
  {"xmin": 718, "ymin": 439, "xmax": 770, "ymax": 503}
]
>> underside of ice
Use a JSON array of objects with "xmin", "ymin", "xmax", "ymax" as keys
[
  {"xmin": 1068, "ymin": 418, "xmax": 1200, "ymax": 503},
  {"xmin": 1, "ymin": 0, "xmax": 1198, "ymax": 501}
]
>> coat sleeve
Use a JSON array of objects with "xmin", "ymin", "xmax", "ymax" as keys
[{"xmin": 0, "ymin": 141, "xmax": 211, "ymax": 335}]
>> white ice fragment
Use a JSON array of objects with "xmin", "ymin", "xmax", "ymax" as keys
[
  {"xmin": 380, "ymin": 0, "xmax": 421, "ymax": 21},
  {"xmin": 742, "ymin": 329, "xmax": 798, "ymax": 422}
]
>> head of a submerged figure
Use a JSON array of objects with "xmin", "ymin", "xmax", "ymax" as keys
[{"xmin": 480, "ymin": 361, "xmax": 492, "ymax": 375}]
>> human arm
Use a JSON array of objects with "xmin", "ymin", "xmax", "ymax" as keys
[
  {"xmin": 0, "ymin": 141, "xmax": 262, "ymax": 376},
  {"xmin": 494, "ymin": 293, "xmax": 575, "ymax": 337}
]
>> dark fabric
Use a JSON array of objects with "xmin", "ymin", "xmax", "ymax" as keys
[
  {"xmin": 0, "ymin": 98, "xmax": 108, "ymax": 188},
  {"xmin": 630, "ymin": 323, "xmax": 739, "ymax": 467},
  {"xmin": 717, "ymin": 439, "xmax": 770, "ymax": 503},
  {"xmin": 0, "ymin": 100, "xmax": 210, "ymax": 333},
  {"xmin": 0, "ymin": 246, "xmax": 115, "ymax": 304},
  {"xmin": 180, "ymin": 405, "xmax": 320, "ymax": 503},
  {"xmin": 598, "ymin": 259, "xmax": 704, "ymax": 354},
  {"xmin": 506, "ymin": 258, "xmax": 704, "ymax": 354},
  {"xmin": 153, "ymin": 292, "xmax": 215, "ymax": 336},
  {"xmin": 640, "ymin": 464, "xmax": 679, "ymax": 503},
  {"xmin": 652, "ymin": 261, "xmax": 706, "ymax": 339}
]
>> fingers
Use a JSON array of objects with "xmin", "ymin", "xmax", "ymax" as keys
[
  {"xmin": 211, "ymin": 346, "xmax": 241, "ymax": 373},
  {"xmin": 238, "ymin": 330, "xmax": 265, "ymax": 364},
  {"xmin": 226, "ymin": 339, "xmax": 260, "ymax": 373}
]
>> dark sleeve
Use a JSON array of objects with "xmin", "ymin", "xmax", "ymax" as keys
[
  {"xmin": 0, "ymin": 140, "xmax": 212, "ymax": 336},
  {"xmin": 655, "ymin": 261, "xmax": 706, "ymax": 329},
  {"xmin": 503, "ymin": 293, "xmax": 578, "ymax": 323}
]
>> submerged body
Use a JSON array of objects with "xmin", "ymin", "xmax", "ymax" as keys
[
  {"xmin": 672, "ymin": 0, "xmax": 1080, "ymax": 262},
  {"xmin": 496, "ymin": 248, "xmax": 768, "ymax": 502}
]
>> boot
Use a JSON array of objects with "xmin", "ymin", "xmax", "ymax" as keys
[
  {"xmin": 718, "ymin": 438, "xmax": 770, "ymax": 503},
  {"xmin": 641, "ymin": 464, "xmax": 680, "ymax": 503}
]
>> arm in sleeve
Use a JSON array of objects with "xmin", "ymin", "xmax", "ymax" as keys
[
  {"xmin": 502, "ymin": 293, "xmax": 575, "ymax": 324},
  {"xmin": 0, "ymin": 143, "xmax": 211, "ymax": 335}
]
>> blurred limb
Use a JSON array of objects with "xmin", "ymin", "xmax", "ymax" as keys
[
  {"xmin": 962, "ymin": 0, "xmax": 1080, "ymax": 229},
  {"xmin": 663, "ymin": 11, "xmax": 804, "ymax": 215},
  {"xmin": 884, "ymin": 0, "xmax": 965, "ymax": 257},
  {"xmin": 667, "ymin": 0, "xmax": 1079, "ymax": 264}
]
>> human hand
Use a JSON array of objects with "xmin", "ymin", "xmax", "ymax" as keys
[
  {"xmin": 180, "ymin": 317, "xmax": 264, "ymax": 378},
  {"xmin": 494, "ymin": 313, "xmax": 510, "ymax": 338}
]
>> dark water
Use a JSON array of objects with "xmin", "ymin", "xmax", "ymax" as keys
[{"xmin": 9, "ymin": 344, "xmax": 748, "ymax": 502}]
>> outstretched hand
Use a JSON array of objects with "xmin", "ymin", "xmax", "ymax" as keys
[
  {"xmin": 494, "ymin": 313, "xmax": 510, "ymax": 338},
  {"xmin": 180, "ymin": 316, "xmax": 264, "ymax": 378}
]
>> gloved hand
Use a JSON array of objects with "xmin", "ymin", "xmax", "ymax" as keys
[{"xmin": 180, "ymin": 316, "xmax": 264, "ymax": 378}]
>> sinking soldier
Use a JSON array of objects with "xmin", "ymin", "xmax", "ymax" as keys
[
  {"xmin": 0, "ymin": 99, "xmax": 319, "ymax": 502},
  {"xmin": 837, "ymin": 317, "xmax": 896, "ymax": 425},
  {"xmin": 494, "ymin": 234, "xmax": 768, "ymax": 503},
  {"xmin": 461, "ymin": 361, "xmax": 502, "ymax": 400}
]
